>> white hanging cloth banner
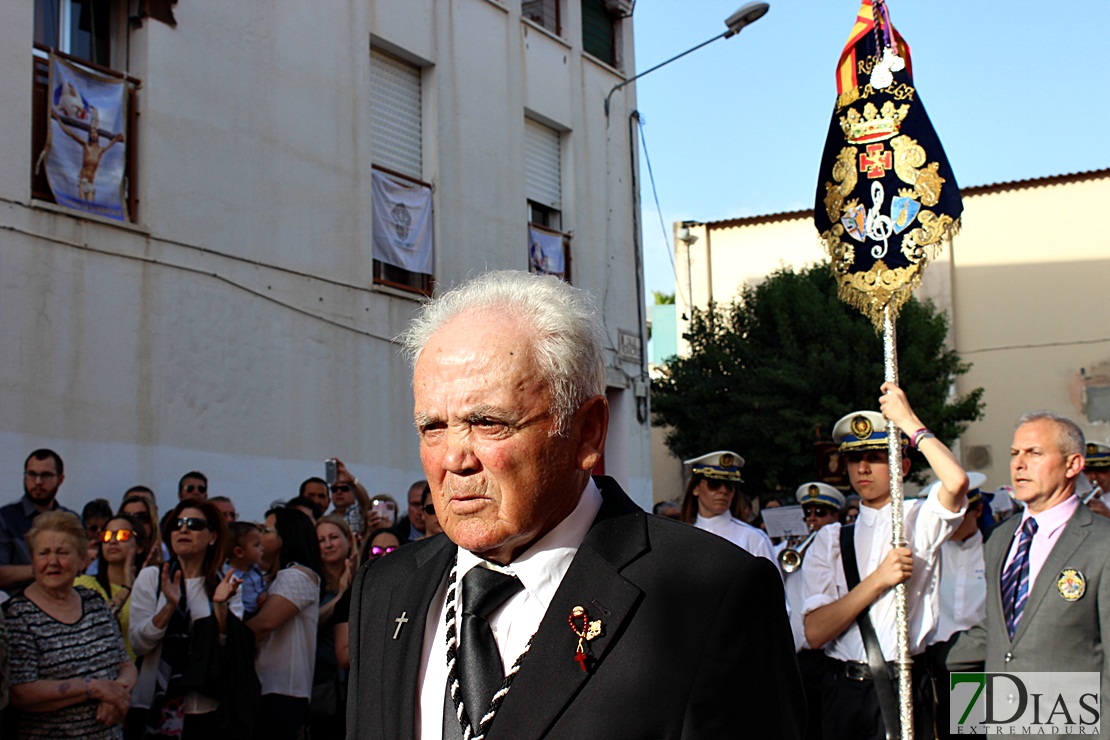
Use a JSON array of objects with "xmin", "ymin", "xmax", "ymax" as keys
[{"xmin": 371, "ymin": 169, "xmax": 434, "ymax": 274}]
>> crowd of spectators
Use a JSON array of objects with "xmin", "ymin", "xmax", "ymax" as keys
[{"xmin": 0, "ymin": 448, "xmax": 430, "ymax": 739}]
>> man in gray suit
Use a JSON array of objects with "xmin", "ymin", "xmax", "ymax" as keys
[{"xmin": 948, "ymin": 411, "xmax": 1110, "ymax": 736}]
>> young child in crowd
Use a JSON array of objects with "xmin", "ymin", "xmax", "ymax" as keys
[{"xmin": 226, "ymin": 521, "xmax": 268, "ymax": 620}]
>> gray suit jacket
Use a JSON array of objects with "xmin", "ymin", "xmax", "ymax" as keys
[
  {"xmin": 347, "ymin": 476, "xmax": 805, "ymax": 739},
  {"xmin": 949, "ymin": 502, "xmax": 1110, "ymax": 736}
]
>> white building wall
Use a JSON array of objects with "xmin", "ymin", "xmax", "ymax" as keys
[{"xmin": 0, "ymin": 0, "xmax": 652, "ymax": 519}]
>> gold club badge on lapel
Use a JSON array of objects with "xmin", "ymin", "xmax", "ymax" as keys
[
  {"xmin": 567, "ymin": 605, "xmax": 602, "ymax": 672},
  {"xmin": 1057, "ymin": 569, "xmax": 1086, "ymax": 601}
]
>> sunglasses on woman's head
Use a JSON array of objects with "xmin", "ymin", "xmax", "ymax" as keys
[
  {"xmin": 101, "ymin": 529, "xmax": 134, "ymax": 543},
  {"xmin": 128, "ymin": 511, "xmax": 152, "ymax": 523},
  {"xmin": 173, "ymin": 517, "xmax": 209, "ymax": 532},
  {"xmin": 369, "ymin": 545, "xmax": 397, "ymax": 557}
]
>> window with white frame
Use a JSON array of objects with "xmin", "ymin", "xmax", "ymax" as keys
[
  {"xmin": 370, "ymin": 48, "xmax": 433, "ymax": 295},
  {"xmin": 525, "ymin": 118, "xmax": 569, "ymax": 281}
]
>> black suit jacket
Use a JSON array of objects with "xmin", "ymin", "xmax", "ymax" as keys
[{"xmin": 348, "ymin": 477, "xmax": 805, "ymax": 739}]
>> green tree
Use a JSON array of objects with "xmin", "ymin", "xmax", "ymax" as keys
[
  {"xmin": 653, "ymin": 291, "xmax": 676, "ymax": 305},
  {"xmin": 651, "ymin": 263, "xmax": 984, "ymax": 491}
]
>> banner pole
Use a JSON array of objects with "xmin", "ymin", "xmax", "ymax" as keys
[{"xmin": 883, "ymin": 304, "xmax": 914, "ymax": 740}]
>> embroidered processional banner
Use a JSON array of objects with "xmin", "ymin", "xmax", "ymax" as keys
[{"xmin": 814, "ymin": 0, "xmax": 962, "ymax": 328}]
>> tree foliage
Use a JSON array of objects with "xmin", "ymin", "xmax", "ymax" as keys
[{"xmin": 651, "ymin": 263, "xmax": 984, "ymax": 491}]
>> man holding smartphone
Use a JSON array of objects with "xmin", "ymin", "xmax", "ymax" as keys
[{"xmin": 327, "ymin": 458, "xmax": 373, "ymax": 539}]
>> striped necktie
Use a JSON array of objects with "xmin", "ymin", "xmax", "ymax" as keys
[{"xmin": 1001, "ymin": 517, "xmax": 1039, "ymax": 639}]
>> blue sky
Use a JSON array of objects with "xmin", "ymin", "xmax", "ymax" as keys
[{"xmin": 631, "ymin": 0, "xmax": 1110, "ymax": 299}]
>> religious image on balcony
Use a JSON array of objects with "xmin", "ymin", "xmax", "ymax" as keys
[{"xmin": 38, "ymin": 54, "xmax": 129, "ymax": 221}]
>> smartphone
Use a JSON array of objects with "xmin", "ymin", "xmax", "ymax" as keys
[
  {"xmin": 325, "ymin": 458, "xmax": 338, "ymax": 486},
  {"xmin": 372, "ymin": 498, "xmax": 397, "ymax": 525}
]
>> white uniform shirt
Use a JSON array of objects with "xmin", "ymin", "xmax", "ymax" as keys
[
  {"xmin": 933, "ymin": 530, "xmax": 986, "ymax": 644},
  {"xmin": 782, "ymin": 562, "xmax": 809, "ymax": 652},
  {"xmin": 694, "ymin": 512, "xmax": 776, "ymax": 563},
  {"xmin": 416, "ymin": 479, "xmax": 603, "ymax": 740},
  {"xmin": 801, "ymin": 488, "xmax": 964, "ymax": 661}
]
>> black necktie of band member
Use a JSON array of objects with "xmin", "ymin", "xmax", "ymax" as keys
[{"xmin": 459, "ymin": 566, "xmax": 524, "ymax": 719}]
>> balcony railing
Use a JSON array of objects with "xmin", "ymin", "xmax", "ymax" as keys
[{"xmin": 32, "ymin": 44, "xmax": 141, "ymax": 220}]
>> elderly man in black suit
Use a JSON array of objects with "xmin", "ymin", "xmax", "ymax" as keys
[{"xmin": 347, "ymin": 270, "xmax": 803, "ymax": 739}]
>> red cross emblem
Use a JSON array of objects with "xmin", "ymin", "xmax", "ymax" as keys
[{"xmin": 858, "ymin": 144, "xmax": 892, "ymax": 179}]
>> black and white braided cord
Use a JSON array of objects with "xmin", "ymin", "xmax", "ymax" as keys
[{"xmin": 445, "ymin": 564, "xmax": 535, "ymax": 740}]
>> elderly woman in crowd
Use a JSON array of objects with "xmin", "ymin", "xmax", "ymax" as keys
[
  {"xmin": 75, "ymin": 512, "xmax": 147, "ymax": 661},
  {"xmin": 129, "ymin": 500, "xmax": 236, "ymax": 738},
  {"xmin": 3, "ymin": 511, "xmax": 136, "ymax": 739},
  {"xmin": 249, "ymin": 507, "xmax": 323, "ymax": 739}
]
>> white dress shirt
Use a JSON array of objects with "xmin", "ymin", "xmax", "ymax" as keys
[
  {"xmin": 933, "ymin": 530, "xmax": 986, "ymax": 644},
  {"xmin": 782, "ymin": 563, "xmax": 809, "ymax": 652},
  {"xmin": 416, "ymin": 479, "xmax": 603, "ymax": 740},
  {"xmin": 802, "ymin": 487, "xmax": 964, "ymax": 661},
  {"xmin": 694, "ymin": 512, "xmax": 776, "ymax": 563}
]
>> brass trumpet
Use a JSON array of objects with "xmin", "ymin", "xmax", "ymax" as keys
[{"xmin": 778, "ymin": 531, "xmax": 817, "ymax": 573}]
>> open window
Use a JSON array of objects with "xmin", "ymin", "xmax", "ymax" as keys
[{"xmin": 525, "ymin": 118, "xmax": 570, "ymax": 281}]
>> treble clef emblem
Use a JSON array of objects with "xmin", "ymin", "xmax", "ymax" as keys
[{"xmin": 865, "ymin": 181, "xmax": 893, "ymax": 259}]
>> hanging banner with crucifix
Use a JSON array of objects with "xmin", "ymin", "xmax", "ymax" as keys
[
  {"xmin": 813, "ymin": 0, "xmax": 962, "ymax": 329},
  {"xmin": 42, "ymin": 54, "xmax": 129, "ymax": 221}
]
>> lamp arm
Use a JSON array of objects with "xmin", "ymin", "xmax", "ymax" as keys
[{"xmin": 604, "ymin": 30, "xmax": 728, "ymax": 116}]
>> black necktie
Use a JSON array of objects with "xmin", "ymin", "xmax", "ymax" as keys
[{"xmin": 458, "ymin": 566, "xmax": 524, "ymax": 720}]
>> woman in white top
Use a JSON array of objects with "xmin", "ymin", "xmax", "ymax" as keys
[
  {"xmin": 679, "ymin": 450, "xmax": 775, "ymax": 562},
  {"xmin": 249, "ymin": 506, "xmax": 323, "ymax": 740},
  {"xmin": 129, "ymin": 500, "xmax": 237, "ymax": 738}
]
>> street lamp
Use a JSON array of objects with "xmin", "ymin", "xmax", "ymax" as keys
[{"xmin": 603, "ymin": 2, "xmax": 770, "ymax": 117}]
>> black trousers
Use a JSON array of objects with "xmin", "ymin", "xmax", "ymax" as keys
[
  {"xmin": 256, "ymin": 693, "xmax": 310, "ymax": 740},
  {"xmin": 821, "ymin": 657, "xmax": 935, "ymax": 740},
  {"xmin": 798, "ymin": 649, "xmax": 827, "ymax": 740}
]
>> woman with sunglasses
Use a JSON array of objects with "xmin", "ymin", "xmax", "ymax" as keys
[
  {"xmin": 129, "ymin": 500, "xmax": 237, "ymax": 738},
  {"xmin": 311, "ymin": 515, "xmax": 357, "ymax": 739},
  {"xmin": 248, "ymin": 506, "xmax": 324, "ymax": 740},
  {"xmin": 419, "ymin": 484, "xmax": 443, "ymax": 539},
  {"xmin": 120, "ymin": 494, "xmax": 164, "ymax": 569},
  {"xmin": 75, "ymin": 512, "xmax": 147, "ymax": 661},
  {"xmin": 361, "ymin": 526, "xmax": 402, "ymax": 563}
]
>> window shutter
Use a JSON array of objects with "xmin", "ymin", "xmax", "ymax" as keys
[
  {"xmin": 581, "ymin": 0, "xmax": 616, "ymax": 65},
  {"xmin": 370, "ymin": 49, "xmax": 422, "ymax": 178},
  {"xmin": 524, "ymin": 119, "xmax": 561, "ymax": 210}
]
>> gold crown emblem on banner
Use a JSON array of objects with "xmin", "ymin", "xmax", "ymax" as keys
[{"xmin": 839, "ymin": 101, "xmax": 911, "ymax": 144}]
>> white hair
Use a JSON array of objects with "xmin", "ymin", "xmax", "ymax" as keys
[
  {"xmin": 1015, "ymin": 411, "xmax": 1085, "ymax": 457},
  {"xmin": 398, "ymin": 270, "xmax": 606, "ymax": 435}
]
